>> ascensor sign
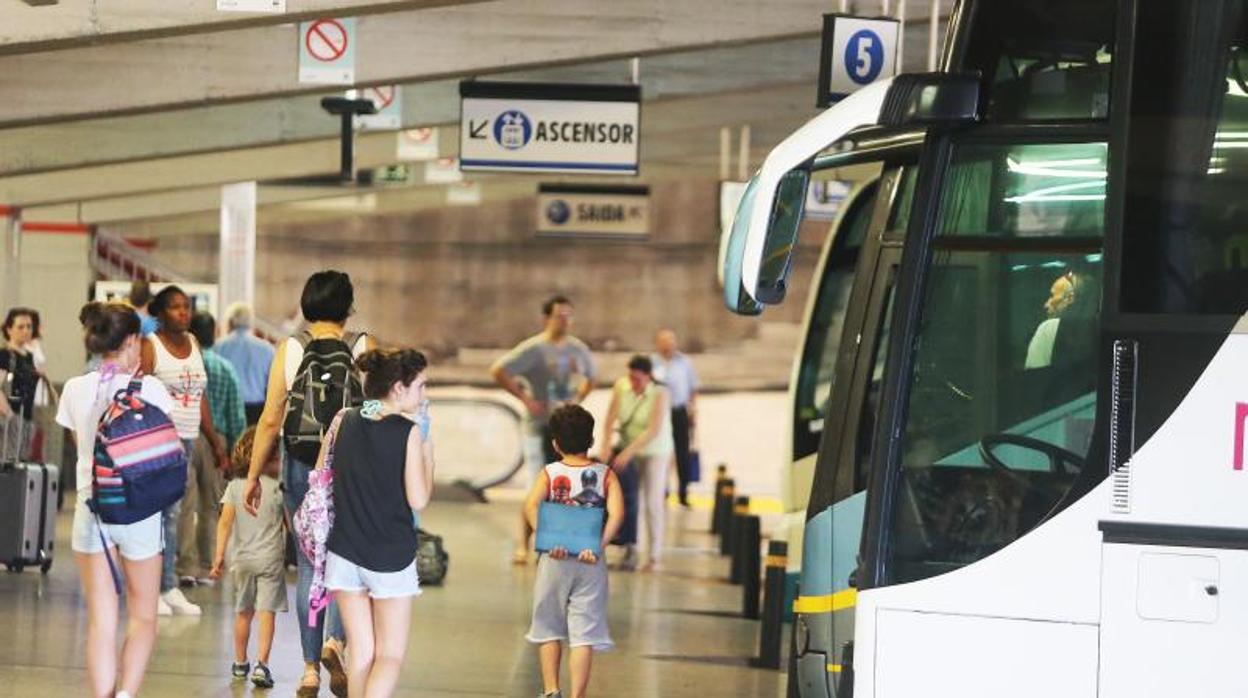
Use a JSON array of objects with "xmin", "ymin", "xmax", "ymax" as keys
[{"xmin": 459, "ymin": 81, "xmax": 641, "ymax": 175}]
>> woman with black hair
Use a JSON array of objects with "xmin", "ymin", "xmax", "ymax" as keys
[
  {"xmin": 0, "ymin": 307, "xmax": 44, "ymax": 460},
  {"xmin": 139, "ymin": 285, "xmax": 229, "ymax": 617},
  {"xmin": 243, "ymin": 270, "xmax": 375, "ymax": 697}
]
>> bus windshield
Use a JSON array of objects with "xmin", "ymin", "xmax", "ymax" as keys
[
  {"xmin": 793, "ymin": 179, "xmax": 877, "ymax": 460},
  {"xmin": 888, "ymin": 141, "xmax": 1106, "ymax": 585}
]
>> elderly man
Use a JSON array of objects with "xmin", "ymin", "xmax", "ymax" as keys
[
  {"xmin": 651, "ymin": 329, "xmax": 699, "ymax": 507},
  {"xmin": 1025, "ymin": 271, "xmax": 1080, "ymax": 370},
  {"xmin": 215, "ymin": 302, "xmax": 276, "ymax": 425}
]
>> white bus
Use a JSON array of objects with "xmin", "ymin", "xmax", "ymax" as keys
[{"xmin": 724, "ymin": 0, "xmax": 1248, "ymax": 696}]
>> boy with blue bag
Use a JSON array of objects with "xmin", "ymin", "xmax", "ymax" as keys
[{"xmin": 523, "ymin": 405, "xmax": 624, "ymax": 698}]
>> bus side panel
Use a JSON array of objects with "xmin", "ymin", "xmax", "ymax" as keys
[
  {"xmin": 853, "ymin": 321, "xmax": 1248, "ymax": 697},
  {"xmin": 795, "ymin": 492, "xmax": 867, "ymax": 697},
  {"xmin": 1099, "ymin": 543, "xmax": 1248, "ymax": 698},
  {"xmin": 874, "ymin": 611, "xmax": 1098, "ymax": 697}
]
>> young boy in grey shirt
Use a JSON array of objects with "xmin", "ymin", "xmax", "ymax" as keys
[{"xmin": 212, "ymin": 428, "xmax": 288, "ymax": 689}]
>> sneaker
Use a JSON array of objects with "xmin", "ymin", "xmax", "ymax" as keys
[
  {"xmin": 178, "ymin": 575, "xmax": 198, "ymax": 588},
  {"xmin": 161, "ymin": 588, "xmax": 202, "ymax": 616},
  {"xmin": 251, "ymin": 662, "xmax": 275, "ymax": 689},
  {"xmin": 539, "ymin": 691, "xmax": 563, "ymax": 698},
  {"xmin": 195, "ymin": 576, "xmax": 217, "ymax": 588},
  {"xmin": 157, "ymin": 596, "xmax": 173, "ymax": 616},
  {"xmin": 232, "ymin": 662, "xmax": 250, "ymax": 679},
  {"xmin": 321, "ymin": 638, "xmax": 348, "ymax": 697}
]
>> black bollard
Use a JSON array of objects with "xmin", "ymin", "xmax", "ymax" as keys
[
  {"xmin": 740, "ymin": 516, "xmax": 762, "ymax": 619},
  {"xmin": 717, "ymin": 483, "xmax": 738, "ymax": 555},
  {"xmin": 754, "ymin": 540, "xmax": 788, "ymax": 668},
  {"xmin": 712, "ymin": 475, "xmax": 734, "ymax": 537},
  {"xmin": 727, "ymin": 496, "xmax": 751, "ymax": 580}
]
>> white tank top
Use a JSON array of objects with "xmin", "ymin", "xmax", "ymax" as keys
[
  {"xmin": 150, "ymin": 334, "xmax": 207, "ymax": 440},
  {"xmin": 544, "ymin": 461, "xmax": 609, "ymax": 510}
]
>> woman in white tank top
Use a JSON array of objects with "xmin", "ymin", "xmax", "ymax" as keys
[{"xmin": 139, "ymin": 285, "xmax": 228, "ymax": 615}]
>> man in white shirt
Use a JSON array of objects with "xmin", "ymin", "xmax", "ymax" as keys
[{"xmin": 651, "ymin": 329, "xmax": 699, "ymax": 507}]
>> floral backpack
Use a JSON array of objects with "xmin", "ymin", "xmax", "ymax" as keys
[{"xmin": 292, "ymin": 409, "xmax": 346, "ymax": 628}]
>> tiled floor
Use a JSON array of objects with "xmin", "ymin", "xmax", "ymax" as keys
[{"xmin": 0, "ymin": 499, "xmax": 789, "ymax": 697}]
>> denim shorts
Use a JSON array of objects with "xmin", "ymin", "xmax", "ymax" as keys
[
  {"xmin": 324, "ymin": 551, "xmax": 421, "ymax": 599},
  {"xmin": 71, "ymin": 502, "xmax": 162, "ymax": 561}
]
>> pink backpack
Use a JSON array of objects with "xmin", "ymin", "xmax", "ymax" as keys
[{"xmin": 292, "ymin": 409, "xmax": 346, "ymax": 627}]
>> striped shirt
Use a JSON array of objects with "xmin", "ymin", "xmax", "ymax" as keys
[{"xmin": 149, "ymin": 335, "xmax": 207, "ymax": 440}]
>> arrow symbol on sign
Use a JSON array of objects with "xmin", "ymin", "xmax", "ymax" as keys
[{"xmin": 469, "ymin": 120, "xmax": 488, "ymax": 139}]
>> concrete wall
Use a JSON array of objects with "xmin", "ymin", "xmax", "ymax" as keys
[
  {"xmin": 150, "ymin": 178, "xmax": 826, "ymax": 354},
  {"xmin": 19, "ymin": 230, "xmax": 92, "ymax": 383}
]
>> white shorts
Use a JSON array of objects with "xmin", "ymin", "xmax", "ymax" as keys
[
  {"xmin": 325, "ymin": 550, "xmax": 421, "ymax": 599},
  {"xmin": 71, "ymin": 502, "xmax": 162, "ymax": 560}
]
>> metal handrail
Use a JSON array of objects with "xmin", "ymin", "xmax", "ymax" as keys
[
  {"xmin": 91, "ymin": 228, "xmax": 289, "ymax": 344},
  {"xmin": 429, "ymin": 395, "xmax": 526, "ymax": 502}
]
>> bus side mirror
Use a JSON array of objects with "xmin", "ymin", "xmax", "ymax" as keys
[{"xmin": 879, "ymin": 72, "xmax": 982, "ymax": 128}]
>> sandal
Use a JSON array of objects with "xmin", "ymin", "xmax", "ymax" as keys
[
  {"xmin": 295, "ymin": 667, "xmax": 320, "ymax": 697},
  {"xmin": 321, "ymin": 638, "xmax": 349, "ymax": 697}
]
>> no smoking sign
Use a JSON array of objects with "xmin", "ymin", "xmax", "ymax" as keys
[
  {"xmin": 358, "ymin": 85, "xmax": 403, "ymax": 131},
  {"xmin": 298, "ymin": 17, "xmax": 356, "ymax": 85}
]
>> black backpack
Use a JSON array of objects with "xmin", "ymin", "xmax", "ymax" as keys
[
  {"xmin": 282, "ymin": 331, "xmax": 365, "ymax": 465},
  {"xmin": 416, "ymin": 528, "xmax": 449, "ymax": 586}
]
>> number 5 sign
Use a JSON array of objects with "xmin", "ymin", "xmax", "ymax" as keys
[{"xmin": 817, "ymin": 14, "xmax": 901, "ymax": 107}]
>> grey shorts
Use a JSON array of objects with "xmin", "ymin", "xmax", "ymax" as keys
[
  {"xmin": 325, "ymin": 550, "xmax": 422, "ymax": 599},
  {"xmin": 232, "ymin": 567, "xmax": 289, "ymax": 613},
  {"xmin": 526, "ymin": 554, "xmax": 613, "ymax": 651}
]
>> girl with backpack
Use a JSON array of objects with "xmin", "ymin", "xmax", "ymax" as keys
[
  {"xmin": 317, "ymin": 348, "xmax": 435, "ymax": 698},
  {"xmin": 139, "ymin": 285, "xmax": 229, "ymax": 617},
  {"xmin": 243, "ymin": 270, "xmax": 373, "ymax": 697},
  {"xmin": 59, "ymin": 302, "xmax": 175, "ymax": 698}
]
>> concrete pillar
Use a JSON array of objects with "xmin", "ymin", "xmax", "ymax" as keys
[
  {"xmin": 0, "ymin": 206, "xmax": 20, "ymax": 311},
  {"xmin": 219, "ymin": 181, "xmax": 257, "ymax": 316},
  {"xmin": 18, "ymin": 222, "xmax": 92, "ymax": 382}
]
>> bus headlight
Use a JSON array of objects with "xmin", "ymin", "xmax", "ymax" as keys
[{"xmin": 795, "ymin": 614, "xmax": 811, "ymax": 655}]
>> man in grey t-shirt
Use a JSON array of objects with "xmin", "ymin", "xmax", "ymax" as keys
[{"xmin": 492, "ymin": 295, "xmax": 596, "ymax": 562}]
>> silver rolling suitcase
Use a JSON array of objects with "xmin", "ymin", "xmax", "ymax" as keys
[{"xmin": 0, "ymin": 407, "xmax": 58, "ymax": 573}]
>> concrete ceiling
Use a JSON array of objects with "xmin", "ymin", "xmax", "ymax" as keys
[
  {"xmin": 1, "ymin": 1, "xmax": 950, "ymax": 235},
  {"xmin": 0, "ymin": 36, "xmax": 822, "ymax": 177},
  {"xmin": 0, "ymin": 0, "xmax": 837, "ymax": 126},
  {"xmin": 0, "ymin": 0, "xmax": 489, "ymax": 53}
]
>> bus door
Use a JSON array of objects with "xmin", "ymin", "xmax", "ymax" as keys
[{"xmin": 794, "ymin": 161, "xmax": 917, "ymax": 698}]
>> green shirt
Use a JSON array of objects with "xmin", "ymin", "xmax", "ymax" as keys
[
  {"xmin": 203, "ymin": 348, "xmax": 246, "ymax": 450},
  {"xmin": 613, "ymin": 377, "xmax": 673, "ymax": 457}
]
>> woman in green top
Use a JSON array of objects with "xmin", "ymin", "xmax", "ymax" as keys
[{"xmin": 601, "ymin": 355, "xmax": 673, "ymax": 572}]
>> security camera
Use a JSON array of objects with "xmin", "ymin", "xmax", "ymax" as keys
[
  {"xmin": 320, "ymin": 97, "xmax": 378, "ymax": 117},
  {"xmin": 320, "ymin": 98, "xmax": 378, "ymax": 182}
]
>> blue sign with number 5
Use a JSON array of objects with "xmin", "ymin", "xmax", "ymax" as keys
[{"xmin": 844, "ymin": 29, "xmax": 885, "ymax": 85}]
